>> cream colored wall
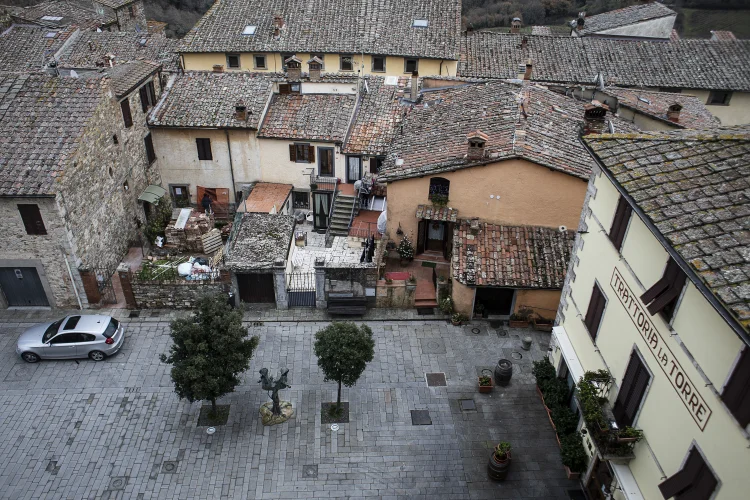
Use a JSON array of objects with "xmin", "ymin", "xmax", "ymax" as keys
[
  {"xmin": 257, "ymin": 138, "xmax": 345, "ymax": 189},
  {"xmin": 681, "ymin": 89, "xmax": 750, "ymax": 126},
  {"xmin": 151, "ymin": 128, "xmax": 260, "ymax": 203},
  {"xmin": 615, "ymin": 107, "xmax": 676, "ymax": 131},
  {"xmin": 451, "ymin": 278, "xmax": 475, "ymax": 315},
  {"xmin": 514, "ymin": 290, "xmax": 561, "ymax": 320},
  {"xmin": 181, "ymin": 52, "xmax": 458, "ymax": 77},
  {"xmin": 559, "ymin": 171, "xmax": 750, "ymax": 499},
  {"xmin": 620, "ymin": 214, "xmax": 670, "ymax": 288},
  {"xmin": 386, "ymin": 159, "xmax": 588, "ymax": 242}
]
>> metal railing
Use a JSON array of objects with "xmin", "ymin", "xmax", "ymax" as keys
[
  {"xmin": 310, "ymin": 174, "xmax": 338, "ymax": 192},
  {"xmin": 346, "ymin": 185, "xmax": 361, "ymax": 232},
  {"xmin": 323, "ymin": 188, "xmax": 339, "ymax": 248}
]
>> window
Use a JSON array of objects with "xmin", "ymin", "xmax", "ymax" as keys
[
  {"xmin": 242, "ymin": 25, "xmax": 256, "ymax": 35},
  {"xmin": 196, "ymin": 138, "xmax": 212, "ymax": 160},
  {"xmin": 139, "ymin": 82, "xmax": 156, "ymax": 113},
  {"xmin": 43, "ymin": 319, "xmax": 63, "ymax": 342},
  {"xmin": 658, "ymin": 447, "xmax": 718, "ymax": 500},
  {"xmin": 659, "ymin": 87, "xmax": 682, "ymax": 93},
  {"xmin": 121, "ymin": 99, "xmax": 133, "ymax": 128},
  {"xmin": 428, "ymin": 177, "xmax": 450, "ymax": 201},
  {"xmin": 372, "ymin": 56, "xmax": 385, "ymax": 73},
  {"xmin": 254, "ymin": 54, "xmax": 267, "ymax": 69},
  {"xmin": 412, "ymin": 19, "xmax": 429, "ymax": 27},
  {"xmin": 613, "ymin": 351, "xmax": 650, "ymax": 427},
  {"xmin": 722, "ymin": 348, "xmax": 750, "ymax": 427},
  {"xmin": 293, "ymin": 191, "xmax": 309, "ymax": 209},
  {"xmin": 405, "ymin": 58, "xmax": 418, "ymax": 74},
  {"xmin": 170, "ymin": 185, "xmax": 189, "ymax": 206},
  {"xmin": 49, "ymin": 333, "xmax": 80, "ymax": 344},
  {"xmin": 112, "ymin": 134, "xmax": 118, "ymax": 145},
  {"xmin": 340, "ymin": 55, "xmax": 354, "ymax": 71},
  {"xmin": 226, "ymin": 53, "xmax": 240, "ymax": 69},
  {"xmin": 346, "ymin": 156, "xmax": 362, "ymax": 182},
  {"xmin": 144, "ymin": 133, "xmax": 156, "ymax": 164},
  {"xmin": 18, "ymin": 204, "xmax": 47, "ymax": 235},
  {"xmin": 707, "ymin": 91, "xmax": 731, "ymax": 106},
  {"xmin": 370, "ymin": 157, "xmax": 383, "ymax": 174},
  {"xmin": 584, "ymin": 283, "xmax": 606, "ymax": 340},
  {"xmin": 641, "ymin": 258, "xmax": 686, "ymax": 321},
  {"xmin": 63, "ymin": 316, "xmax": 81, "ymax": 330},
  {"xmin": 609, "ymin": 195, "xmax": 632, "ymax": 252},
  {"xmin": 79, "ymin": 333, "xmax": 96, "ymax": 342},
  {"xmin": 290, "ymin": 143, "xmax": 314, "ymax": 163},
  {"xmin": 318, "ymin": 147, "xmax": 334, "ymax": 176},
  {"xmin": 279, "ymin": 83, "xmax": 300, "ymax": 95},
  {"xmin": 103, "ymin": 319, "xmax": 119, "ymax": 338}
]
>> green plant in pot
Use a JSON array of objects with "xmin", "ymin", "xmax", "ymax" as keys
[
  {"xmin": 451, "ymin": 312, "xmax": 467, "ymax": 326},
  {"xmin": 439, "ymin": 297, "xmax": 454, "ymax": 315},
  {"xmin": 560, "ymin": 433, "xmax": 587, "ymax": 478},
  {"xmin": 488, "ymin": 441, "xmax": 512, "ymax": 481}
]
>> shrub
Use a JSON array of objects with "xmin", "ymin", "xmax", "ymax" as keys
[
  {"xmin": 439, "ymin": 296, "xmax": 454, "ymax": 315},
  {"xmin": 560, "ymin": 433, "xmax": 587, "ymax": 473}
]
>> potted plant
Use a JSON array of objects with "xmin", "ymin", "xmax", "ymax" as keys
[
  {"xmin": 533, "ymin": 315, "xmax": 553, "ymax": 332},
  {"xmin": 385, "ymin": 278, "xmax": 393, "ymax": 285},
  {"xmin": 487, "ymin": 441, "xmax": 512, "ymax": 481},
  {"xmin": 310, "ymin": 183, "xmax": 318, "ymax": 191},
  {"xmin": 397, "ymin": 234, "xmax": 414, "ymax": 265},
  {"xmin": 474, "ymin": 303, "xmax": 487, "ymax": 319},
  {"xmin": 617, "ymin": 426, "xmax": 644, "ymax": 443},
  {"xmin": 478, "ymin": 370, "xmax": 494, "ymax": 393},
  {"xmin": 451, "ymin": 313, "xmax": 467, "ymax": 326},
  {"xmin": 431, "ymin": 194, "xmax": 449, "ymax": 208},
  {"xmin": 560, "ymin": 434, "xmax": 587, "ymax": 480},
  {"xmin": 509, "ymin": 308, "xmax": 532, "ymax": 328},
  {"xmin": 439, "ymin": 297, "xmax": 454, "ymax": 316}
]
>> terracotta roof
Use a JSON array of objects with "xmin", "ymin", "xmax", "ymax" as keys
[
  {"xmin": 531, "ymin": 26, "xmax": 553, "ymax": 36},
  {"xmin": 56, "ymin": 31, "xmax": 179, "ymax": 71},
  {"xmin": 179, "ymin": 0, "xmax": 462, "ymax": 60},
  {"xmin": 711, "ymin": 30, "xmax": 737, "ymax": 42},
  {"xmin": 379, "ymin": 80, "xmax": 639, "ymax": 182},
  {"xmin": 258, "ymin": 93, "xmax": 356, "ymax": 142},
  {"xmin": 0, "ymin": 73, "xmax": 104, "ymax": 196},
  {"xmin": 342, "ymin": 75, "xmax": 410, "ymax": 155},
  {"xmin": 105, "ymin": 60, "xmax": 160, "ymax": 98},
  {"xmin": 416, "ymin": 205, "xmax": 458, "ymax": 222},
  {"xmin": 148, "ymin": 72, "xmax": 274, "ymax": 129},
  {"xmin": 11, "ymin": 0, "xmax": 115, "ymax": 30},
  {"xmin": 453, "ymin": 221, "xmax": 574, "ymax": 288},
  {"xmin": 240, "ymin": 183, "xmax": 293, "ymax": 213},
  {"xmin": 602, "ymin": 87, "xmax": 719, "ymax": 129},
  {"xmin": 0, "ymin": 25, "xmax": 74, "ymax": 73},
  {"xmin": 225, "ymin": 213, "xmax": 295, "ymax": 271},
  {"xmin": 573, "ymin": 3, "xmax": 676, "ymax": 36},
  {"xmin": 585, "ymin": 129, "xmax": 750, "ymax": 333},
  {"xmin": 459, "ymin": 32, "xmax": 750, "ymax": 91}
]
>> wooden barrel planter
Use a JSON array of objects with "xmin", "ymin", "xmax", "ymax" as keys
[
  {"xmin": 494, "ymin": 359, "xmax": 513, "ymax": 386},
  {"xmin": 487, "ymin": 451, "xmax": 511, "ymax": 481}
]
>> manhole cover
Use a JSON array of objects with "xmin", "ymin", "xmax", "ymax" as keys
[
  {"xmin": 411, "ymin": 409, "xmax": 432, "ymax": 425},
  {"xmin": 419, "ymin": 338, "xmax": 446, "ymax": 354},
  {"xmin": 511, "ymin": 351, "xmax": 523, "ymax": 360},
  {"xmin": 206, "ymin": 427, "xmax": 216, "ymax": 435},
  {"xmin": 161, "ymin": 461, "xmax": 178, "ymax": 473},
  {"xmin": 330, "ymin": 424, "xmax": 339, "ymax": 431},
  {"xmin": 303, "ymin": 465, "xmax": 318, "ymax": 479},
  {"xmin": 108, "ymin": 477, "xmax": 128, "ymax": 491},
  {"xmin": 498, "ymin": 329, "xmax": 508, "ymax": 337},
  {"xmin": 459, "ymin": 399, "xmax": 476, "ymax": 412},
  {"xmin": 425, "ymin": 372, "xmax": 447, "ymax": 387},
  {"xmin": 471, "ymin": 328, "xmax": 481, "ymax": 335}
]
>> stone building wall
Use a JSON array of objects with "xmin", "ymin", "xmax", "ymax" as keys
[
  {"xmin": 324, "ymin": 265, "xmax": 377, "ymax": 299},
  {"xmin": 131, "ymin": 278, "xmax": 230, "ymax": 309},
  {"xmin": 0, "ymin": 197, "xmax": 85, "ymax": 309},
  {"xmin": 114, "ymin": 1, "xmax": 147, "ymax": 32},
  {"xmin": 59, "ymin": 73, "xmax": 161, "ymax": 274}
]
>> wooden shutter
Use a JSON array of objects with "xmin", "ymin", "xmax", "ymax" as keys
[
  {"xmin": 659, "ymin": 448, "xmax": 717, "ymax": 500},
  {"xmin": 641, "ymin": 259, "xmax": 686, "ymax": 317},
  {"xmin": 18, "ymin": 204, "xmax": 47, "ymax": 235},
  {"xmin": 609, "ymin": 196, "xmax": 632, "ymax": 251},
  {"xmin": 121, "ymin": 99, "xmax": 133, "ymax": 128},
  {"xmin": 722, "ymin": 348, "xmax": 750, "ymax": 427},
  {"xmin": 196, "ymin": 139, "xmax": 212, "ymax": 160},
  {"xmin": 583, "ymin": 284, "xmax": 606, "ymax": 340},
  {"xmin": 279, "ymin": 84, "xmax": 291, "ymax": 94},
  {"xmin": 147, "ymin": 81, "xmax": 156, "ymax": 106},
  {"xmin": 139, "ymin": 86, "xmax": 149, "ymax": 113},
  {"xmin": 308, "ymin": 145, "xmax": 315, "ymax": 163},
  {"xmin": 613, "ymin": 352, "xmax": 650, "ymax": 427},
  {"xmin": 289, "ymin": 144, "xmax": 297, "ymax": 161},
  {"xmin": 144, "ymin": 133, "xmax": 156, "ymax": 164}
]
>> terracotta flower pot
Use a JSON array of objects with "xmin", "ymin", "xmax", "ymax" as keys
[
  {"xmin": 509, "ymin": 320, "xmax": 528, "ymax": 328},
  {"xmin": 564, "ymin": 465, "xmax": 580, "ymax": 480},
  {"xmin": 478, "ymin": 374, "xmax": 494, "ymax": 393}
]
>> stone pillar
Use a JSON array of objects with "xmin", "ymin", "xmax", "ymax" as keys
[
  {"xmin": 79, "ymin": 268, "xmax": 101, "ymax": 305},
  {"xmin": 117, "ymin": 263, "xmax": 137, "ymax": 309},
  {"xmin": 314, "ymin": 257, "xmax": 327, "ymax": 309},
  {"xmin": 273, "ymin": 260, "xmax": 288, "ymax": 310},
  {"xmin": 436, "ymin": 276, "xmax": 450, "ymax": 305}
]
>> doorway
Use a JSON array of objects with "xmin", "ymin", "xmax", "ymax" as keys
[
  {"xmin": 237, "ymin": 273, "xmax": 275, "ymax": 303},
  {"xmin": 416, "ymin": 220, "xmax": 454, "ymax": 259},
  {"xmin": 318, "ymin": 147, "xmax": 334, "ymax": 177},
  {"xmin": 0, "ymin": 267, "xmax": 49, "ymax": 306},
  {"xmin": 346, "ymin": 156, "xmax": 362, "ymax": 182},
  {"xmin": 475, "ymin": 288, "xmax": 515, "ymax": 316},
  {"xmin": 169, "ymin": 184, "xmax": 190, "ymax": 207},
  {"xmin": 313, "ymin": 192, "xmax": 332, "ymax": 230},
  {"xmin": 586, "ymin": 458, "xmax": 614, "ymax": 499}
]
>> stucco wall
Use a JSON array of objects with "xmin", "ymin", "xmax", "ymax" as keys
[
  {"xmin": 386, "ymin": 159, "xmax": 588, "ymax": 242},
  {"xmin": 684, "ymin": 89, "xmax": 750, "ymax": 126},
  {"xmin": 258, "ymin": 138, "xmax": 345, "ymax": 188},
  {"xmin": 514, "ymin": 289, "xmax": 561, "ymax": 320},
  {"xmin": 558, "ymin": 170, "xmax": 750, "ymax": 499},
  {"xmin": 181, "ymin": 52, "xmax": 457, "ymax": 77},
  {"xmin": 451, "ymin": 278, "xmax": 475, "ymax": 315}
]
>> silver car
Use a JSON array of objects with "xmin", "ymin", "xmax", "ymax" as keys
[{"xmin": 16, "ymin": 315, "xmax": 125, "ymax": 363}]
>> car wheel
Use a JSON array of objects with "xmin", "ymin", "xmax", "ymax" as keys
[
  {"xmin": 21, "ymin": 352, "xmax": 40, "ymax": 363},
  {"xmin": 89, "ymin": 350, "xmax": 106, "ymax": 362}
]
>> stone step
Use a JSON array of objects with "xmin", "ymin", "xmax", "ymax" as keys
[{"xmin": 415, "ymin": 299, "xmax": 438, "ymax": 308}]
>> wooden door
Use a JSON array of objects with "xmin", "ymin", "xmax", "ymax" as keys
[
  {"xmin": 237, "ymin": 273, "xmax": 275, "ymax": 303},
  {"xmin": 416, "ymin": 220, "xmax": 426, "ymax": 254}
]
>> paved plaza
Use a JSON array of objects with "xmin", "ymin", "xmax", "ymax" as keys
[{"xmin": 0, "ymin": 309, "xmax": 579, "ymax": 499}]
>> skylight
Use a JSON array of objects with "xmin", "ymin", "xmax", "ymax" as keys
[
  {"xmin": 44, "ymin": 32, "xmax": 57, "ymax": 38},
  {"xmin": 413, "ymin": 19, "xmax": 428, "ymax": 28},
  {"xmin": 41, "ymin": 15, "xmax": 63, "ymax": 21},
  {"xmin": 242, "ymin": 25, "xmax": 257, "ymax": 36}
]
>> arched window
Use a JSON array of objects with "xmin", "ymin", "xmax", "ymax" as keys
[{"xmin": 428, "ymin": 177, "xmax": 450, "ymax": 202}]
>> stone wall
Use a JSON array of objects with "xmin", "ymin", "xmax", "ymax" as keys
[
  {"xmin": 113, "ymin": 1, "xmax": 147, "ymax": 32},
  {"xmin": 130, "ymin": 276, "xmax": 230, "ymax": 309},
  {"xmin": 324, "ymin": 265, "xmax": 377, "ymax": 300},
  {"xmin": 375, "ymin": 279, "xmax": 416, "ymax": 308}
]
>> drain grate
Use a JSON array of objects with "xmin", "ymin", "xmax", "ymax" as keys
[
  {"xmin": 108, "ymin": 476, "xmax": 128, "ymax": 491},
  {"xmin": 303, "ymin": 465, "xmax": 318, "ymax": 479},
  {"xmin": 161, "ymin": 461, "xmax": 178, "ymax": 474},
  {"xmin": 411, "ymin": 409, "xmax": 432, "ymax": 425},
  {"xmin": 425, "ymin": 372, "xmax": 447, "ymax": 387},
  {"xmin": 128, "ymin": 310, "xmax": 140, "ymax": 318},
  {"xmin": 459, "ymin": 399, "xmax": 476, "ymax": 412},
  {"xmin": 471, "ymin": 327, "xmax": 481, "ymax": 335}
]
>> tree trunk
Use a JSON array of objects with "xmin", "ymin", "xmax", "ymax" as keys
[
  {"xmin": 211, "ymin": 398, "xmax": 217, "ymax": 413},
  {"xmin": 272, "ymin": 391, "xmax": 281, "ymax": 416},
  {"xmin": 336, "ymin": 380, "xmax": 342, "ymax": 410}
]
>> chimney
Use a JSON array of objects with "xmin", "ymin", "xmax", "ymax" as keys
[
  {"xmin": 410, "ymin": 71, "xmax": 419, "ymax": 101},
  {"xmin": 470, "ymin": 218, "xmax": 480, "ymax": 233},
  {"xmin": 285, "ymin": 55, "xmax": 301, "ymax": 81},
  {"xmin": 583, "ymin": 102, "xmax": 609, "ymax": 135},
  {"xmin": 521, "ymin": 36, "xmax": 528, "ymax": 50},
  {"xmin": 524, "ymin": 58, "xmax": 533, "ymax": 80},
  {"xmin": 576, "ymin": 12, "xmax": 585, "ymax": 31},
  {"xmin": 235, "ymin": 101, "xmax": 247, "ymax": 121},
  {"xmin": 307, "ymin": 56, "xmax": 323, "ymax": 81},
  {"xmin": 667, "ymin": 103, "xmax": 683, "ymax": 123},
  {"xmin": 273, "ymin": 15, "xmax": 284, "ymax": 29},
  {"xmin": 510, "ymin": 17, "xmax": 522, "ymax": 34},
  {"xmin": 467, "ymin": 130, "xmax": 489, "ymax": 160},
  {"xmin": 212, "ymin": 64, "xmax": 224, "ymax": 73},
  {"xmin": 273, "ymin": 26, "xmax": 280, "ymax": 39}
]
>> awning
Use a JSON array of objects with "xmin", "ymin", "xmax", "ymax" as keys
[
  {"xmin": 611, "ymin": 463, "xmax": 645, "ymax": 500},
  {"xmin": 416, "ymin": 204, "xmax": 458, "ymax": 222},
  {"xmin": 137, "ymin": 185, "xmax": 167, "ymax": 204},
  {"xmin": 552, "ymin": 326, "xmax": 584, "ymax": 382}
]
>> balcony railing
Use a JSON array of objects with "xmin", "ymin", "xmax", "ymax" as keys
[{"xmin": 310, "ymin": 174, "xmax": 337, "ymax": 192}]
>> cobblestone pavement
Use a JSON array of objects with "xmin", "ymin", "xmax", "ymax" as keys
[{"xmin": 0, "ymin": 310, "xmax": 579, "ymax": 499}]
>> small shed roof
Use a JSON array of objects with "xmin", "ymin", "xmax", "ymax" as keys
[
  {"xmin": 225, "ymin": 213, "xmax": 295, "ymax": 271},
  {"xmin": 239, "ymin": 183, "xmax": 293, "ymax": 213}
]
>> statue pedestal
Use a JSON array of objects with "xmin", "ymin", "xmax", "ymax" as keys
[{"xmin": 259, "ymin": 401, "xmax": 294, "ymax": 426}]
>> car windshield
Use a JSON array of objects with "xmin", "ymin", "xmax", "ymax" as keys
[
  {"xmin": 103, "ymin": 318, "xmax": 119, "ymax": 338},
  {"xmin": 42, "ymin": 319, "xmax": 64, "ymax": 343}
]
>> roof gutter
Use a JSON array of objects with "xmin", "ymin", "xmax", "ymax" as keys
[{"xmin": 580, "ymin": 137, "xmax": 750, "ymax": 347}]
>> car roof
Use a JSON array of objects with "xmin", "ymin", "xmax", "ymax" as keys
[{"xmin": 62, "ymin": 315, "xmax": 112, "ymax": 334}]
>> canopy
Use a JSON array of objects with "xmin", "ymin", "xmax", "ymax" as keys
[{"xmin": 137, "ymin": 185, "xmax": 167, "ymax": 204}]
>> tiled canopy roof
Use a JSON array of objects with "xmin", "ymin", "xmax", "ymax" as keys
[
  {"xmin": 106, "ymin": 60, "xmax": 160, "ymax": 98},
  {"xmin": 585, "ymin": 130, "xmax": 750, "ymax": 333},
  {"xmin": 459, "ymin": 32, "xmax": 750, "ymax": 91},
  {"xmin": 379, "ymin": 80, "xmax": 638, "ymax": 182},
  {"xmin": 0, "ymin": 25, "xmax": 73, "ymax": 73},
  {"xmin": 56, "ymin": 31, "xmax": 179, "ymax": 72},
  {"xmin": 453, "ymin": 221, "xmax": 574, "ymax": 288},
  {"xmin": 225, "ymin": 213, "xmax": 295, "ymax": 271},
  {"xmin": 240, "ymin": 183, "xmax": 293, "ymax": 213},
  {"xmin": 574, "ymin": 3, "xmax": 676, "ymax": 36},
  {"xmin": 602, "ymin": 87, "xmax": 719, "ymax": 129},
  {"xmin": 0, "ymin": 74, "xmax": 103, "ymax": 196},
  {"xmin": 12, "ymin": 0, "xmax": 115, "ymax": 30},
  {"xmin": 416, "ymin": 205, "xmax": 458, "ymax": 222},
  {"xmin": 258, "ymin": 93, "xmax": 356, "ymax": 142},
  {"xmin": 179, "ymin": 0, "xmax": 462, "ymax": 60},
  {"xmin": 148, "ymin": 72, "xmax": 274, "ymax": 129}
]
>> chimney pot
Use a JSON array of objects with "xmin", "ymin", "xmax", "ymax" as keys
[
  {"xmin": 410, "ymin": 71, "xmax": 419, "ymax": 101},
  {"xmin": 285, "ymin": 55, "xmax": 302, "ymax": 81},
  {"xmin": 467, "ymin": 130, "xmax": 488, "ymax": 161},
  {"xmin": 583, "ymin": 102, "xmax": 609, "ymax": 135},
  {"xmin": 667, "ymin": 103, "xmax": 683, "ymax": 123},
  {"xmin": 212, "ymin": 64, "xmax": 224, "ymax": 73},
  {"xmin": 511, "ymin": 17, "xmax": 522, "ymax": 34},
  {"xmin": 235, "ymin": 103, "xmax": 247, "ymax": 121},
  {"xmin": 524, "ymin": 58, "xmax": 533, "ymax": 80},
  {"xmin": 576, "ymin": 13, "xmax": 585, "ymax": 31},
  {"xmin": 307, "ymin": 57, "xmax": 323, "ymax": 81}
]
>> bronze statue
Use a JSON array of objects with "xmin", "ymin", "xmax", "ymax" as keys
[{"xmin": 258, "ymin": 368, "xmax": 291, "ymax": 416}]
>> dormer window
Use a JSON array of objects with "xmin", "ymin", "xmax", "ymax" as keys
[
  {"xmin": 467, "ymin": 130, "xmax": 488, "ymax": 160},
  {"xmin": 242, "ymin": 25, "xmax": 257, "ymax": 36},
  {"xmin": 413, "ymin": 19, "xmax": 428, "ymax": 28}
]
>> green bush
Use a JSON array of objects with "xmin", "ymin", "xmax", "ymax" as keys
[
  {"xmin": 560, "ymin": 433, "xmax": 587, "ymax": 473},
  {"xmin": 551, "ymin": 406, "xmax": 579, "ymax": 436},
  {"xmin": 144, "ymin": 196, "xmax": 174, "ymax": 244},
  {"xmin": 439, "ymin": 296, "xmax": 454, "ymax": 315}
]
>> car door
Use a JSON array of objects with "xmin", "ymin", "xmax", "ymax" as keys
[
  {"xmin": 45, "ymin": 332, "xmax": 80, "ymax": 359},
  {"xmin": 75, "ymin": 333, "xmax": 98, "ymax": 358}
]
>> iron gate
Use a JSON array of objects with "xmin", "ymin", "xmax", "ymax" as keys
[
  {"xmin": 286, "ymin": 271, "xmax": 316, "ymax": 307},
  {"xmin": 93, "ymin": 268, "xmax": 117, "ymax": 305}
]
